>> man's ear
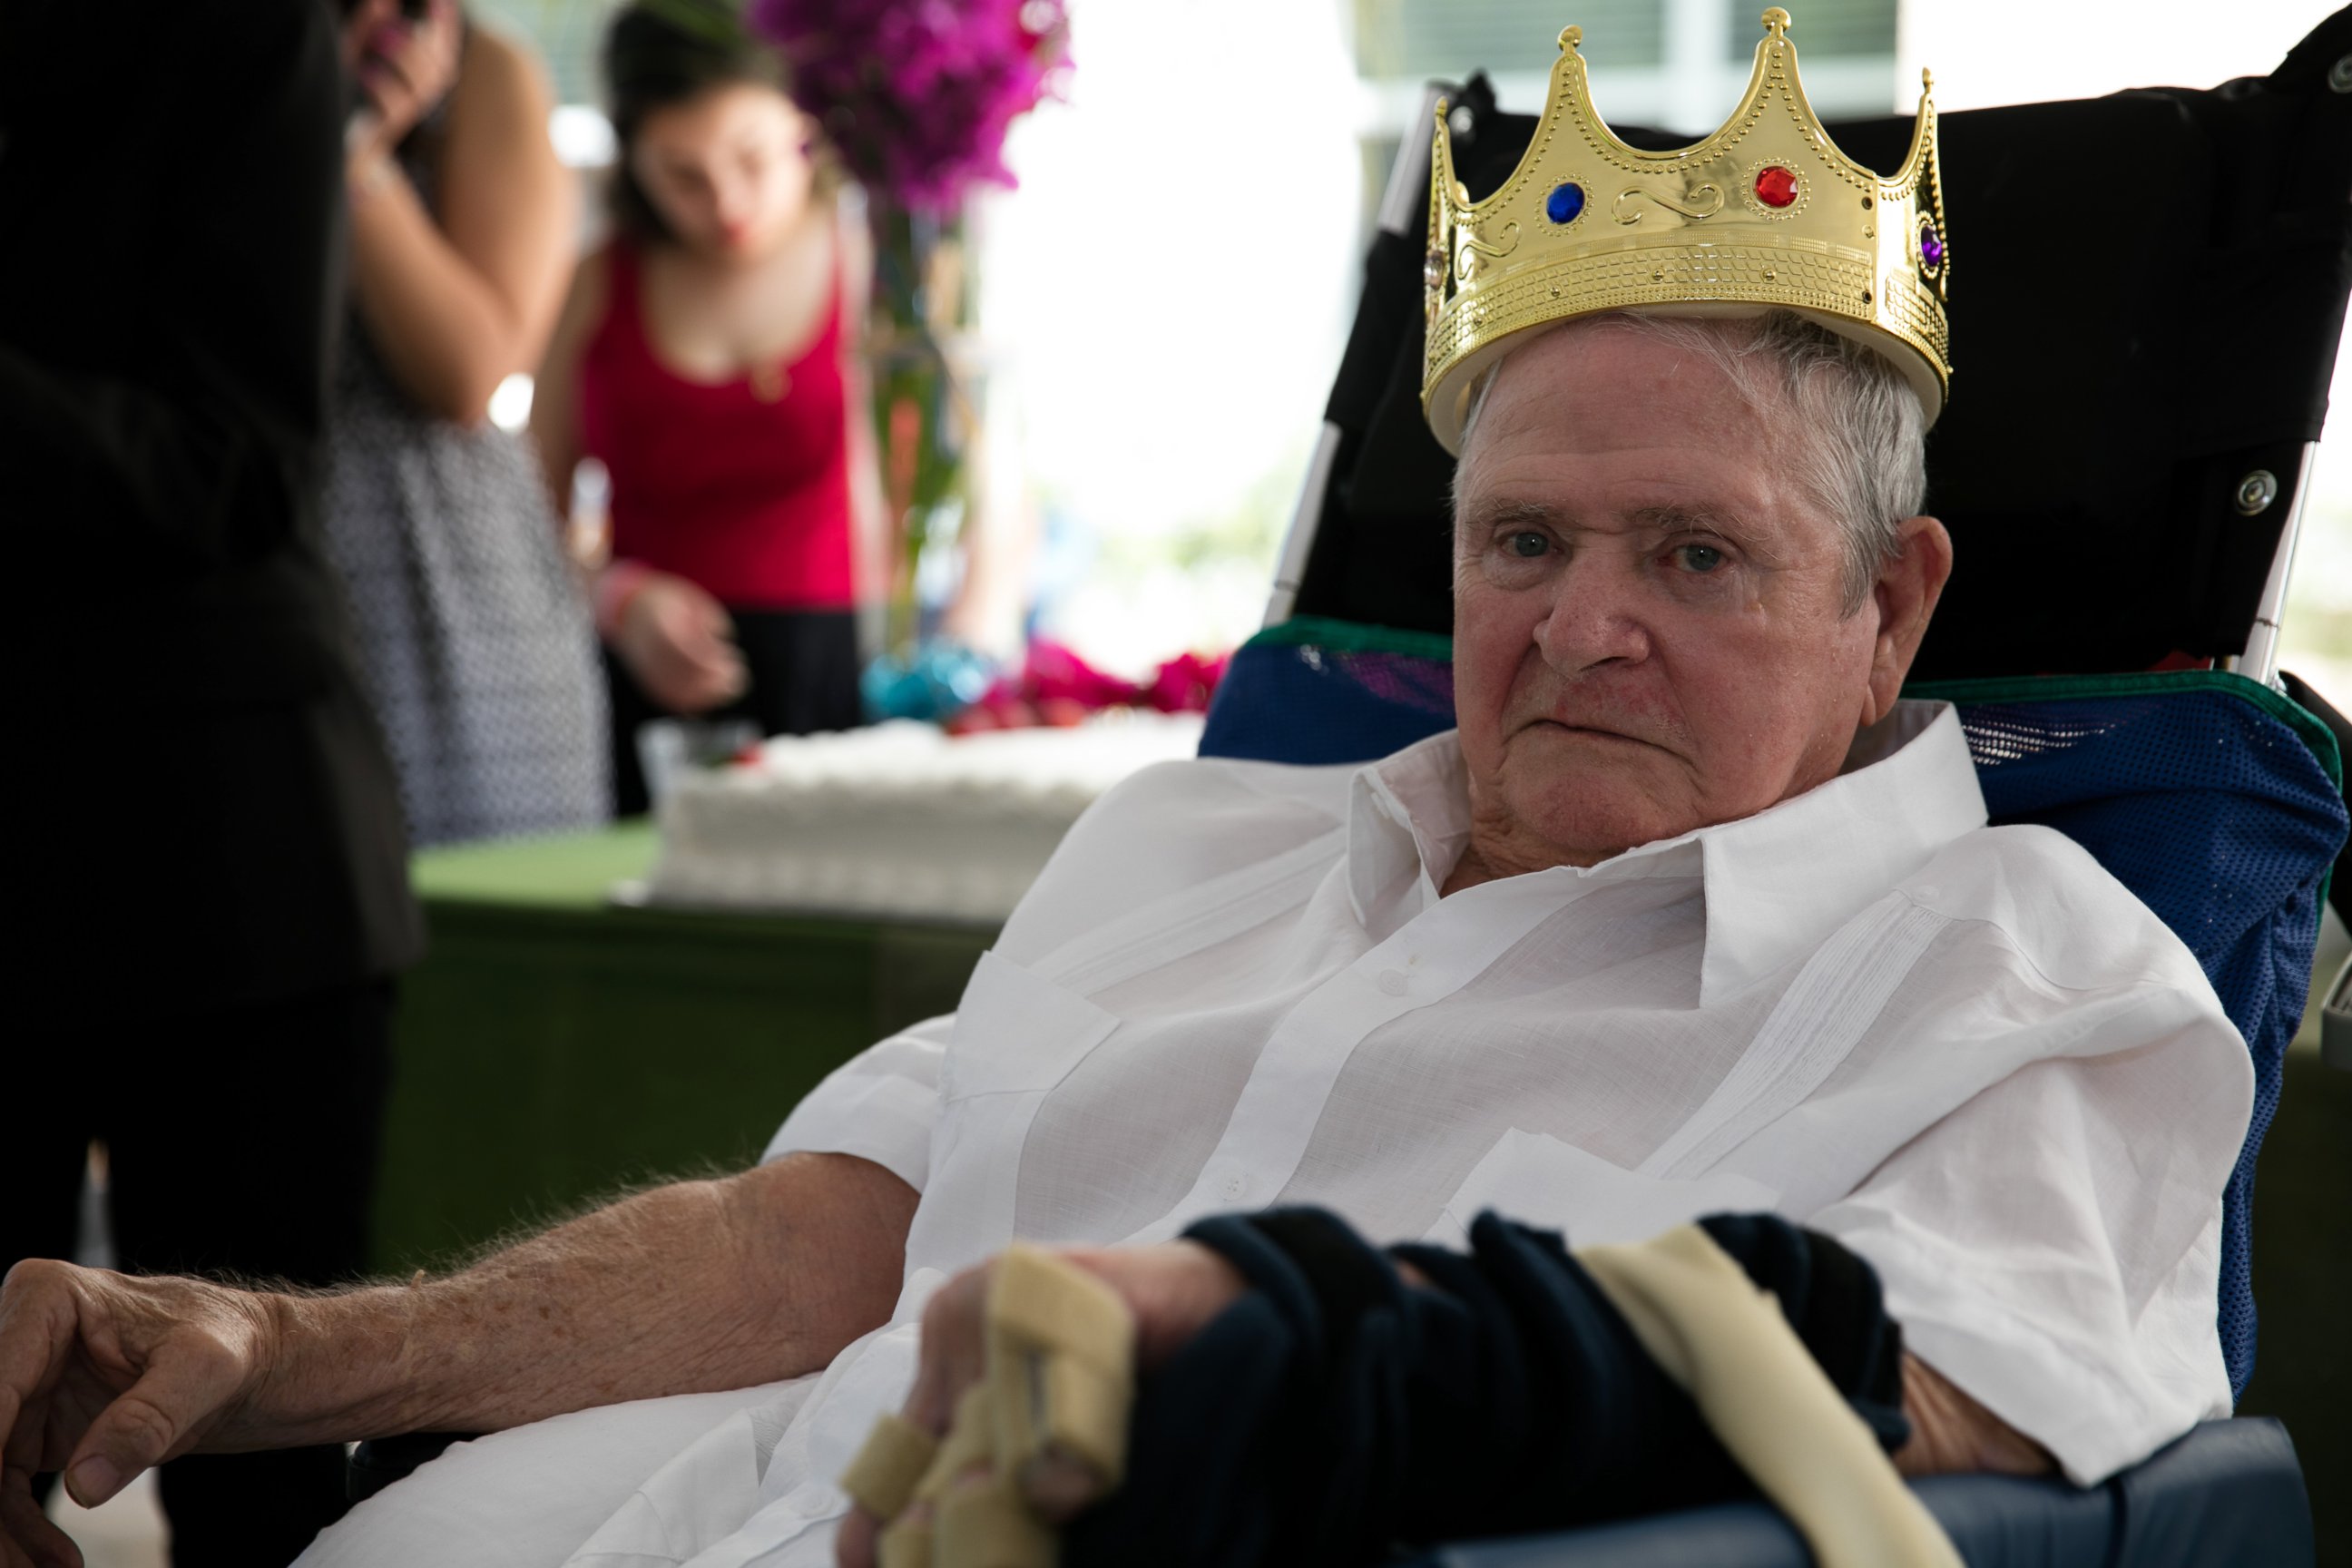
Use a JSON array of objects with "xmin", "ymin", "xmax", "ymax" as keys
[{"xmin": 1860, "ymin": 515, "xmax": 1953, "ymax": 726}]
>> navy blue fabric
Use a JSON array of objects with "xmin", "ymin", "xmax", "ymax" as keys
[
  {"xmin": 1196, "ymin": 636, "xmax": 2351, "ymax": 1396},
  {"xmin": 1065, "ymin": 1209, "xmax": 1905, "ymax": 1568},
  {"xmin": 1944, "ymin": 691, "xmax": 2347, "ymax": 1396},
  {"xmin": 1198, "ymin": 640, "xmax": 1455, "ymax": 766},
  {"xmin": 1399, "ymin": 1418, "xmax": 2313, "ymax": 1568}
]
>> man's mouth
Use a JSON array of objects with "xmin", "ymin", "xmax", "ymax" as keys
[{"xmin": 1528, "ymin": 716, "xmax": 1663, "ymax": 750}]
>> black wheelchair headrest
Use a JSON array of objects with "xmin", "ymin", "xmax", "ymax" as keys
[{"xmin": 1294, "ymin": 8, "xmax": 2352, "ymax": 680}]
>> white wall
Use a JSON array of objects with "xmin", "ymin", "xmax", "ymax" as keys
[
  {"xmin": 1899, "ymin": 0, "xmax": 2351, "ymax": 695},
  {"xmin": 969, "ymin": 0, "xmax": 2349, "ymax": 685},
  {"xmin": 973, "ymin": 0, "xmax": 1362, "ymax": 673}
]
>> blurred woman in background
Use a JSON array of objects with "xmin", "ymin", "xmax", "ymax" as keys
[
  {"xmin": 534, "ymin": 0, "xmax": 878, "ymax": 817},
  {"xmin": 328, "ymin": 0, "xmax": 609, "ymax": 846}
]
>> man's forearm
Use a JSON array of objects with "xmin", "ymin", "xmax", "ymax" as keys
[{"xmin": 234, "ymin": 1152, "xmax": 916, "ymax": 1448}]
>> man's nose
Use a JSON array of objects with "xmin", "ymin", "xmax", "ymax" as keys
[{"xmin": 1532, "ymin": 559, "xmax": 1651, "ymax": 672}]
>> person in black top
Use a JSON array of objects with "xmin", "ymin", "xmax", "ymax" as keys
[{"xmin": 0, "ymin": 0, "xmax": 425, "ymax": 1561}]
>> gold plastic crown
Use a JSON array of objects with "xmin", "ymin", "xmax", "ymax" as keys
[{"xmin": 1422, "ymin": 7, "xmax": 1949, "ymax": 454}]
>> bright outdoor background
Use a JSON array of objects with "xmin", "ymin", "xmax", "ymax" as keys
[{"xmin": 485, "ymin": 0, "xmax": 2347, "ymax": 688}]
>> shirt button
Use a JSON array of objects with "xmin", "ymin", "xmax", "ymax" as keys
[
  {"xmin": 1220, "ymin": 1171, "xmax": 1252, "ymax": 1201},
  {"xmin": 1377, "ymin": 968, "xmax": 1410, "ymax": 996}
]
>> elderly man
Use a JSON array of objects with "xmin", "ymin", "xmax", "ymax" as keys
[{"xmin": 1, "ymin": 17, "xmax": 2249, "ymax": 1568}]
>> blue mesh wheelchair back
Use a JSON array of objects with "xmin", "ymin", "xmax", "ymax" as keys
[{"xmin": 1200, "ymin": 620, "xmax": 2350, "ymax": 1399}]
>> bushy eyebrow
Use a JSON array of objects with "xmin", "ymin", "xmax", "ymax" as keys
[
  {"xmin": 1455, "ymin": 497, "xmax": 1563, "ymax": 535},
  {"xmin": 1629, "ymin": 504, "xmax": 1757, "ymax": 542},
  {"xmin": 1456, "ymin": 498, "xmax": 1762, "ymax": 542}
]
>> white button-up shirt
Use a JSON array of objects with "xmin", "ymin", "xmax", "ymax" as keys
[{"xmin": 573, "ymin": 701, "xmax": 2250, "ymax": 1566}]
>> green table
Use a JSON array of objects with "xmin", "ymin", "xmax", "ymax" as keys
[{"xmin": 373, "ymin": 825, "xmax": 994, "ymax": 1273}]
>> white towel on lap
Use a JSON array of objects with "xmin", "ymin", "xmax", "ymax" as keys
[{"xmin": 298, "ymin": 1380, "xmax": 810, "ymax": 1568}]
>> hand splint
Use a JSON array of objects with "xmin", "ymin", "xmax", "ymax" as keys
[
  {"xmin": 845, "ymin": 1245, "xmax": 1138, "ymax": 1568},
  {"xmin": 1579, "ymin": 1224, "xmax": 1963, "ymax": 1568}
]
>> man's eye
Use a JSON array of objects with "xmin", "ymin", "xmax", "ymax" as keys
[
  {"xmin": 1506, "ymin": 532, "xmax": 1549, "ymax": 559},
  {"xmin": 1674, "ymin": 543, "xmax": 1726, "ymax": 573}
]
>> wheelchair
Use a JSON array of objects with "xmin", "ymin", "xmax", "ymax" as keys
[
  {"xmin": 1195, "ymin": 7, "xmax": 2352, "ymax": 1564},
  {"xmin": 355, "ymin": 10, "xmax": 2352, "ymax": 1564}
]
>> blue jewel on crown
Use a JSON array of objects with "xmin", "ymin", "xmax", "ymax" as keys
[{"xmin": 1545, "ymin": 181, "xmax": 1586, "ymax": 224}]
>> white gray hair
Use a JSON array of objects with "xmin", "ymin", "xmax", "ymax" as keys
[{"xmin": 1453, "ymin": 310, "xmax": 1926, "ymax": 615}]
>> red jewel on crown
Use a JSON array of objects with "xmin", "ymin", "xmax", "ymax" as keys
[{"xmin": 1754, "ymin": 166, "xmax": 1798, "ymax": 208}]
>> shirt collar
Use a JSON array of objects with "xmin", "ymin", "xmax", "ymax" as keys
[
  {"xmin": 1690, "ymin": 700, "xmax": 1985, "ymax": 1002},
  {"xmin": 1343, "ymin": 701, "xmax": 1986, "ymax": 997},
  {"xmin": 1347, "ymin": 730, "xmax": 1473, "ymax": 938}
]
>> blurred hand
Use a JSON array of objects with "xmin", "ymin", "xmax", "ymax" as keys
[
  {"xmin": 834, "ymin": 1241, "xmax": 1243, "ymax": 1568},
  {"xmin": 614, "ymin": 573, "xmax": 749, "ymax": 714},
  {"xmin": 1893, "ymin": 1353, "xmax": 2053, "ymax": 1478},
  {"xmin": 0, "ymin": 1260, "xmax": 279, "ymax": 1568},
  {"xmin": 348, "ymin": 0, "xmax": 462, "ymax": 164}
]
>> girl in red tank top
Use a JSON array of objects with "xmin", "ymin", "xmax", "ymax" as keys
[
  {"xmin": 583, "ymin": 241, "xmax": 856, "ymax": 611},
  {"xmin": 535, "ymin": 0, "xmax": 875, "ymax": 814}
]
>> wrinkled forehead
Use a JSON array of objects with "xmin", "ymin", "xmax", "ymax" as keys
[
  {"xmin": 1470, "ymin": 318, "xmax": 1769, "ymax": 443},
  {"xmin": 1449, "ymin": 321, "xmax": 1853, "ymax": 564},
  {"xmin": 1458, "ymin": 325, "xmax": 1770, "ymax": 490}
]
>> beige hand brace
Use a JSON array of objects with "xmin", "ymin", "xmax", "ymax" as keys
[
  {"xmin": 1577, "ymin": 1224, "xmax": 1965, "ymax": 1568},
  {"xmin": 844, "ymin": 1228, "xmax": 1962, "ymax": 1568},
  {"xmin": 841, "ymin": 1245, "xmax": 1138, "ymax": 1568}
]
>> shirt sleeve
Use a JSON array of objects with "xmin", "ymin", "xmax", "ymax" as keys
[
  {"xmin": 762, "ymin": 1014, "xmax": 954, "ymax": 1193},
  {"xmin": 1808, "ymin": 985, "xmax": 2251, "ymax": 1485}
]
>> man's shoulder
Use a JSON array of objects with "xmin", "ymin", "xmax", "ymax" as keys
[
  {"xmin": 1909, "ymin": 822, "xmax": 2214, "ymax": 997},
  {"xmin": 992, "ymin": 755, "xmax": 1358, "ymax": 969}
]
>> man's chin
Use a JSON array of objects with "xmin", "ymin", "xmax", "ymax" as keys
[{"xmin": 1494, "ymin": 741, "xmax": 1699, "ymax": 858}]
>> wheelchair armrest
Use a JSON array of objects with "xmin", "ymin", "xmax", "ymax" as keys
[{"xmin": 1405, "ymin": 1418, "xmax": 2310, "ymax": 1568}]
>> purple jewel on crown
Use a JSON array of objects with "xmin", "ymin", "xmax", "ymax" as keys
[{"xmin": 1919, "ymin": 223, "xmax": 1945, "ymax": 269}]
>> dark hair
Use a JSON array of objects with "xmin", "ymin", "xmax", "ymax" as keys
[
  {"xmin": 337, "ymin": 0, "xmax": 436, "ymax": 22},
  {"xmin": 603, "ymin": 0, "xmax": 788, "ymax": 243}
]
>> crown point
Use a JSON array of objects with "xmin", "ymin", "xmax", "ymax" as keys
[
  {"xmin": 1921, "ymin": 66, "xmax": 1936, "ymax": 92},
  {"xmin": 1419, "ymin": 9, "xmax": 1950, "ymax": 447}
]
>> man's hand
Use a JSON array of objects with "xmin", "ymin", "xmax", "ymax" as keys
[
  {"xmin": 613, "ymin": 572, "xmax": 750, "ymax": 715},
  {"xmin": 1893, "ymin": 1353, "xmax": 2053, "ymax": 1478},
  {"xmin": 835, "ymin": 1241, "xmax": 1244, "ymax": 1568},
  {"xmin": 5, "ymin": 1156, "xmax": 916, "ymax": 1568},
  {"xmin": 0, "ymin": 1259, "xmax": 279, "ymax": 1568}
]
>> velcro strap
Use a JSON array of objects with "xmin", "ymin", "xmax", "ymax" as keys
[
  {"xmin": 935, "ymin": 1477, "xmax": 1060, "ymax": 1568},
  {"xmin": 1577, "ymin": 1225, "xmax": 1963, "ymax": 1568},
  {"xmin": 840, "ymin": 1413, "xmax": 938, "ymax": 1522},
  {"xmin": 985, "ymin": 1244, "xmax": 1137, "ymax": 1487},
  {"xmin": 913, "ymin": 1387, "xmax": 999, "ymax": 1505},
  {"xmin": 876, "ymin": 1514, "xmax": 935, "ymax": 1568}
]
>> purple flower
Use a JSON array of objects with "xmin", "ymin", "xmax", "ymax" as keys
[{"xmin": 750, "ymin": 0, "xmax": 1071, "ymax": 212}]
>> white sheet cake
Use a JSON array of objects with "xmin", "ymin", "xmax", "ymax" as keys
[{"xmin": 642, "ymin": 711, "xmax": 1207, "ymax": 922}]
